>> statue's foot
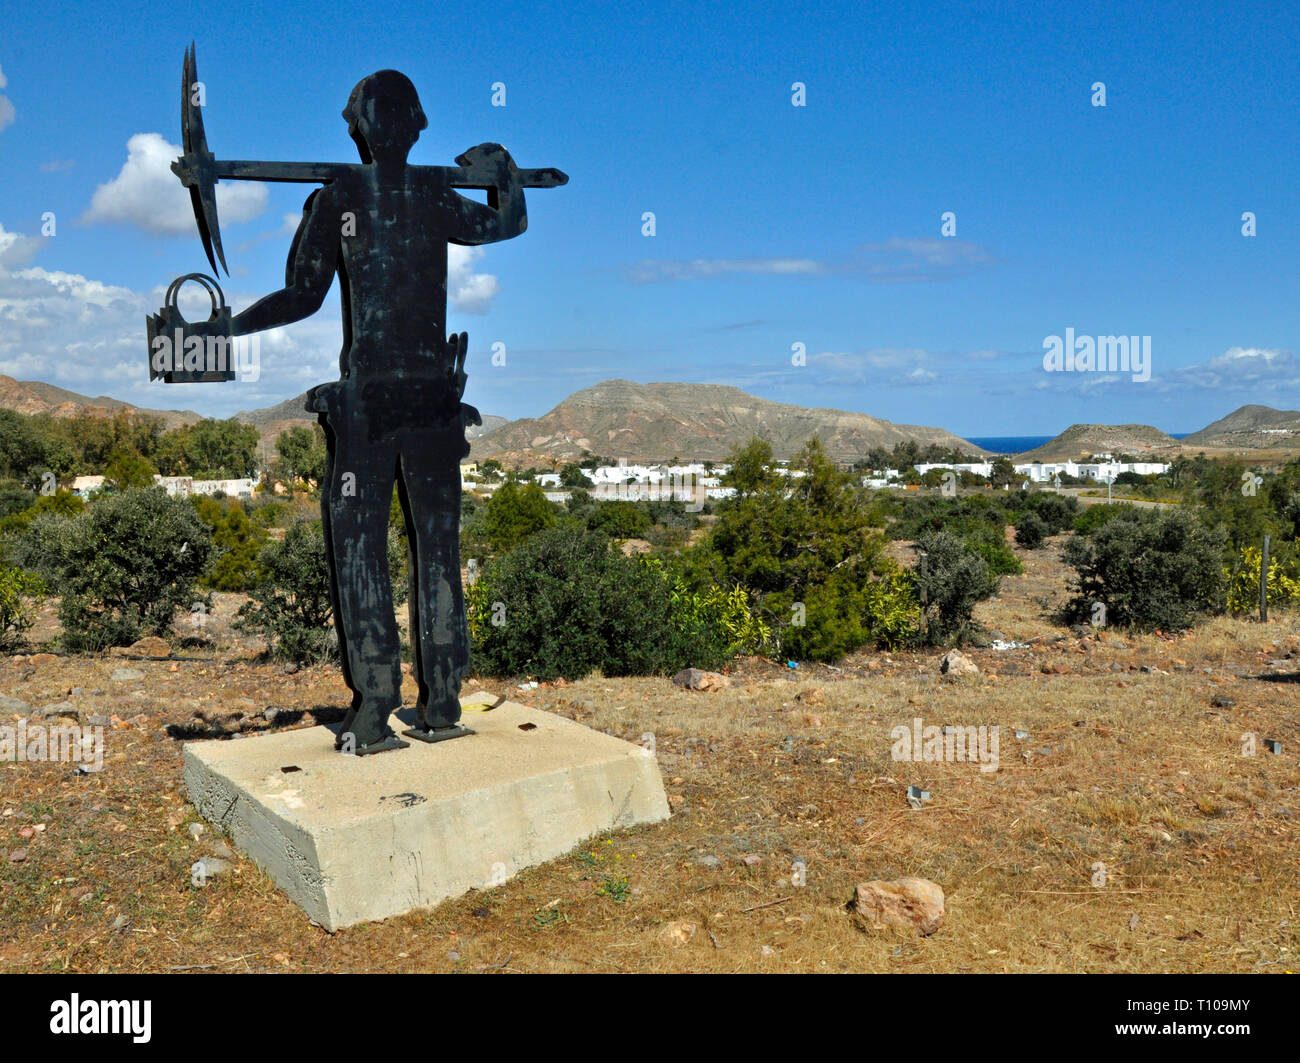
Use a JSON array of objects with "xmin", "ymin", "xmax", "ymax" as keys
[
  {"xmin": 336, "ymin": 732, "xmax": 410, "ymax": 756},
  {"xmin": 403, "ymin": 724, "xmax": 475, "ymax": 744}
]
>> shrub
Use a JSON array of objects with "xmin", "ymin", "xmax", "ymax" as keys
[
  {"xmin": 692, "ymin": 438, "xmax": 906, "ymax": 660},
  {"xmin": 1225, "ymin": 544, "xmax": 1300, "ymax": 614},
  {"xmin": 965, "ymin": 524, "xmax": 1023, "ymax": 576},
  {"xmin": 193, "ymin": 496, "xmax": 269, "ymax": 591},
  {"xmin": 1062, "ymin": 508, "xmax": 1226, "ymax": 631},
  {"xmin": 0, "ymin": 565, "xmax": 43, "ymax": 651},
  {"xmin": 1073, "ymin": 502, "xmax": 1136, "ymax": 536},
  {"xmin": 1015, "ymin": 512, "xmax": 1047, "ymax": 549},
  {"xmin": 480, "ymin": 479, "xmax": 557, "ymax": 553},
  {"xmin": 468, "ymin": 528, "xmax": 735, "ymax": 679},
  {"xmin": 235, "ymin": 520, "xmax": 335, "ymax": 663},
  {"xmin": 235, "ymin": 518, "xmax": 407, "ymax": 663},
  {"xmin": 911, "ymin": 530, "xmax": 999, "ymax": 646},
  {"xmin": 14, "ymin": 487, "xmax": 213, "ymax": 651},
  {"xmin": 1025, "ymin": 491, "xmax": 1081, "ymax": 534},
  {"xmin": 586, "ymin": 500, "xmax": 651, "ymax": 539}
]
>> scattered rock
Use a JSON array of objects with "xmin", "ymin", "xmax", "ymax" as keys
[
  {"xmin": 110, "ymin": 668, "xmax": 144, "ymax": 682},
  {"xmin": 187, "ymin": 823, "xmax": 206, "ymax": 841},
  {"xmin": 660, "ymin": 920, "xmax": 696, "ymax": 946},
  {"xmin": 847, "ymin": 877, "xmax": 945, "ymax": 936},
  {"xmin": 740, "ymin": 854, "xmax": 763, "ymax": 867},
  {"xmin": 8, "ymin": 848, "xmax": 28, "ymax": 863},
  {"xmin": 760, "ymin": 945, "xmax": 776, "ymax": 956},
  {"xmin": 795, "ymin": 687, "xmax": 824, "ymax": 705},
  {"xmin": 38, "ymin": 701, "xmax": 81, "ymax": 721},
  {"xmin": 694, "ymin": 854, "xmax": 720, "ymax": 869},
  {"xmin": 940, "ymin": 651, "xmax": 979, "ymax": 677},
  {"xmin": 129, "ymin": 636, "xmax": 171, "ymax": 659},
  {"xmin": 193, "ymin": 856, "xmax": 233, "ymax": 879},
  {"xmin": 111, "ymin": 914, "xmax": 130, "ymax": 930},
  {"xmin": 282, "ymin": 662, "xmax": 300, "ymax": 675},
  {"xmin": 207, "ymin": 840, "xmax": 237, "ymax": 861},
  {"xmin": 673, "ymin": 668, "xmax": 730, "ymax": 692},
  {"xmin": 1210, "ymin": 694, "xmax": 1235, "ymax": 708},
  {"xmin": 28, "ymin": 653, "xmax": 58, "ymax": 667},
  {"xmin": 0, "ymin": 695, "xmax": 33, "ymax": 715}
]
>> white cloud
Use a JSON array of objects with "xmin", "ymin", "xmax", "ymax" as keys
[
  {"xmin": 0, "ymin": 64, "xmax": 15, "ymax": 133},
  {"xmin": 0, "ymin": 222, "xmax": 43, "ymax": 269},
  {"xmin": 628, "ymin": 257, "xmax": 825, "ymax": 284},
  {"xmin": 448, "ymin": 244, "xmax": 499, "ymax": 313},
  {"xmin": 82, "ymin": 133, "xmax": 268, "ymax": 234},
  {"xmin": 1156, "ymin": 346, "xmax": 1298, "ymax": 392},
  {"xmin": 855, "ymin": 238, "xmax": 993, "ymax": 282}
]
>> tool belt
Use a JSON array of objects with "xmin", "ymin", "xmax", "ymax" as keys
[{"xmin": 306, "ymin": 377, "xmax": 476, "ymax": 453}]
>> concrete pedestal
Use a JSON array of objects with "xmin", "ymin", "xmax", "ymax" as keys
[{"xmin": 182, "ymin": 697, "xmax": 670, "ymax": 930}]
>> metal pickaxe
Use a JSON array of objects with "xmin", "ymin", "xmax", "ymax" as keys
[{"xmin": 171, "ymin": 43, "xmax": 568, "ymax": 276}]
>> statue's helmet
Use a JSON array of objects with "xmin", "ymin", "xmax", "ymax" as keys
[{"xmin": 342, "ymin": 70, "xmax": 428, "ymax": 161}]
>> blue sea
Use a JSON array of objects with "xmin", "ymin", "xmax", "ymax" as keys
[{"xmin": 966, "ymin": 433, "xmax": 1191, "ymax": 455}]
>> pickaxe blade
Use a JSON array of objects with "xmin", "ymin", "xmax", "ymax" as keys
[{"xmin": 173, "ymin": 43, "xmax": 227, "ymax": 276}]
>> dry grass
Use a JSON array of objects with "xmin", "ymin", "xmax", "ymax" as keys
[{"xmin": 0, "ymin": 538, "xmax": 1296, "ymax": 973}]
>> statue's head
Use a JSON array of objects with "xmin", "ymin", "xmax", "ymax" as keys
[{"xmin": 343, "ymin": 70, "xmax": 427, "ymax": 164}]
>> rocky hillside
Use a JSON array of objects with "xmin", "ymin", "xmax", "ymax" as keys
[
  {"xmin": 469, "ymin": 380, "xmax": 985, "ymax": 463},
  {"xmin": 1182, "ymin": 404, "xmax": 1300, "ymax": 448},
  {"xmin": 0, "ymin": 375, "xmax": 200, "ymax": 430},
  {"xmin": 1015, "ymin": 423, "xmax": 1178, "ymax": 462}
]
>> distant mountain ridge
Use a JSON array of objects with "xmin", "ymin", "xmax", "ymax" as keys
[
  {"xmin": 470, "ymin": 379, "xmax": 987, "ymax": 463},
  {"xmin": 6, "ymin": 375, "xmax": 1298, "ymax": 464},
  {"xmin": 0, "ymin": 374, "xmax": 201, "ymax": 430}
]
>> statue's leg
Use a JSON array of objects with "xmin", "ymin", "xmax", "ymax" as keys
[
  {"xmin": 318, "ymin": 413, "xmax": 359, "ymax": 717},
  {"xmin": 398, "ymin": 448, "xmax": 469, "ymax": 737},
  {"xmin": 327, "ymin": 411, "xmax": 406, "ymax": 754}
]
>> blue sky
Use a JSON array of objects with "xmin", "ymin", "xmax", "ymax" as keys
[{"xmin": 1, "ymin": 0, "xmax": 1298, "ymax": 437}]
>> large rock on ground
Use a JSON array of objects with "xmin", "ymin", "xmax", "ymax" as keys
[
  {"xmin": 672, "ymin": 668, "xmax": 730, "ymax": 692},
  {"xmin": 940, "ymin": 650, "xmax": 979, "ymax": 677},
  {"xmin": 848, "ymin": 877, "xmax": 946, "ymax": 936},
  {"xmin": 129, "ymin": 636, "xmax": 172, "ymax": 659}
]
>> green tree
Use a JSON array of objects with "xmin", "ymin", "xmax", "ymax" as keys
[
  {"xmin": 274, "ymin": 424, "xmax": 327, "ymax": 484},
  {"xmin": 481, "ymin": 480, "xmax": 557, "ymax": 553},
  {"xmin": 693, "ymin": 437, "xmax": 914, "ymax": 659},
  {"xmin": 559, "ymin": 462, "xmax": 590, "ymax": 489},
  {"xmin": 104, "ymin": 448, "xmax": 157, "ymax": 490},
  {"xmin": 156, "ymin": 418, "xmax": 259, "ymax": 479},
  {"xmin": 193, "ymin": 496, "xmax": 269, "ymax": 591}
]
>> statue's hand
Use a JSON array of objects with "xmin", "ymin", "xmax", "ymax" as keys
[{"xmin": 455, "ymin": 143, "xmax": 516, "ymax": 185}]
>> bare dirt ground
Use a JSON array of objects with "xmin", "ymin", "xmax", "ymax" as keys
[{"xmin": 0, "ymin": 539, "xmax": 1296, "ymax": 973}]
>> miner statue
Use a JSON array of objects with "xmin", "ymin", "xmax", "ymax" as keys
[{"xmin": 148, "ymin": 46, "xmax": 567, "ymax": 754}]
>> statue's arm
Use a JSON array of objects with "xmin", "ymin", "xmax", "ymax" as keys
[
  {"xmin": 231, "ymin": 188, "xmax": 337, "ymax": 334},
  {"xmin": 448, "ymin": 143, "xmax": 527, "ymax": 245}
]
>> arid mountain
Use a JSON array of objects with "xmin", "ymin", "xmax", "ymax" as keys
[
  {"xmin": 1015, "ymin": 423, "xmax": 1179, "ymax": 462},
  {"xmin": 0, "ymin": 375, "xmax": 201, "ymax": 429},
  {"xmin": 470, "ymin": 379, "xmax": 985, "ymax": 463},
  {"xmin": 1182, "ymin": 404, "xmax": 1300, "ymax": 448}
]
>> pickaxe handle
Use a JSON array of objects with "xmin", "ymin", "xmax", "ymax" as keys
[{"xmin": 200, "ymin": 160, "xmax": 568, "ymax": 188}]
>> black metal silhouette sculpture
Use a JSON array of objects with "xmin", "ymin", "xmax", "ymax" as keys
[{"xmin": 153, "ymin": 46, "xmax": 566, "ymax": 754}]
